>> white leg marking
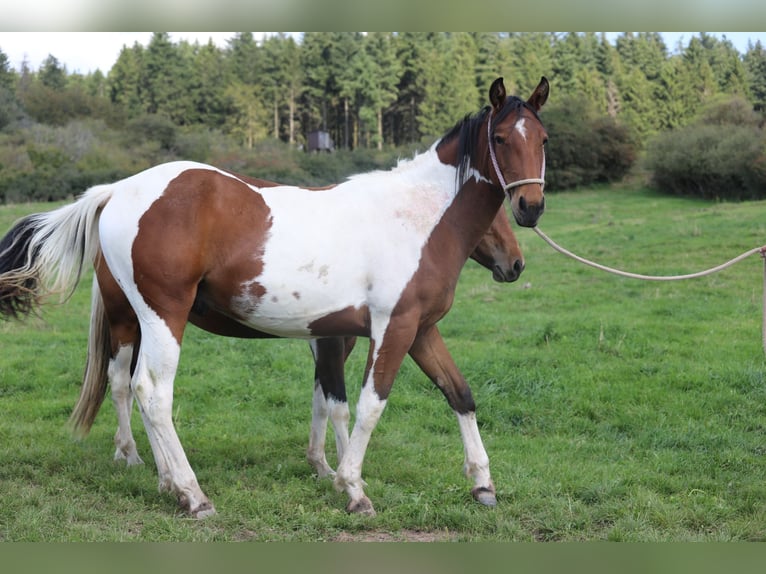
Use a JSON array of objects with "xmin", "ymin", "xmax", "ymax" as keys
[
  {"xmin": 110, "ymin": 344, "xmax": 143, "ymax": 465},
  {"xmin": 307, "ymin": 382, "xmax": 334, "ymax": 477},
  {"xmin": 334, "ymin": 378, "xmax": 387, "ymax": 507},
  {"xmin": 456, "ymin": 411, "xmax": 493, "ymax": 490},
  {"xmin": 307, "ymin": 385, "xmax": 351, "ymax": 478},
  {"xmin": 329, "ymin": 396, "xmax": 350, "ymax": 465},
  {"xmin": 130, "ymin": 319, "xmax": 214, "ymax": 517}
]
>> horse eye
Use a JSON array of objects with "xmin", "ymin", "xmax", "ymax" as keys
[{"xmin": 494, "ymin": 135, "xmax": 505, "ymax": 145}]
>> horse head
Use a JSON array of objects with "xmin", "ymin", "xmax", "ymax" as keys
[{"xmin": 486, "ymin": 76, "xmax": 549, "ymax": 228}]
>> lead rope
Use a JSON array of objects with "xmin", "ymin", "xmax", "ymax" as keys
[{"xmin": 532, "ymin": 226, "xmax": 766, "ymax": 355}]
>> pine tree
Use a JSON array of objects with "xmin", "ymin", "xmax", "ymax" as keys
[
  {"xmin": 392, "ymin": 32, "xmax": 430, "ymax": 145},
  {"xmin": 445, "ymin": 33, "xmax": 480, "ymax": 116},
  {"xmin": 416, "ymin": 33, "xmax": 451, "ymax": 139},
  {"xmin": 505, "ymin": 33, "xmax": 555, "ymax": 96},
  {"xmin": 683, "ymin": 36, "xmax": 718, "ymax": 102},
  {"xmin": 141, "ymin": 33, "xmax": 194, "ymax": 123},
  {"xmin": 744, "ymin": 40, "xmax": 766, "ymax": 111},
  {"xmin": 38, "ymin": 55, "xmax": 67, "ymax": 90},
  {"xmin": 226, "ymin": 33, "xmax": 260, "ymax": 85},
  {"xmin": 0, "ymin": 49, "xmax": 16, "ymax": 91},
  {"xmin": 357, "ymin": 32, "xmax": 401, "ymax": 150},
  {"xmin": 191, "ymin": 40, "xmax": 228, "ymax": 128},
  {"xmin": 108, "ymin": 42, "xmax": 144, "ymax": 117}
]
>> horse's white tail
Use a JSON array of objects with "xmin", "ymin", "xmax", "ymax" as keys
[
  {"xmin": 0, "ymin": 184, "xmax": 113, "ymax": 318},
  {"xmin": 70, "ymin": 274, "xmax": 113, "ymax": 437}
]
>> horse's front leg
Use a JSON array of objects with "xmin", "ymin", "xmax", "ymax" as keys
[
  {"xmin": 408, "ymin": 325, "xmax": 496, "ymax": 507},
  {"xmin": 334, "ymin": 321, "xmax": 416, "ymax": 516}
]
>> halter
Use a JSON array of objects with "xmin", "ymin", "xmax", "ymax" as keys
[{"xmin": 487, "ymin": 109, "xmax": 545, "ymax": 199}]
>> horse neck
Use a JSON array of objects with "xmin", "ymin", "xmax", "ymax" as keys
[{"xmin": 434, "ymin": 137, "xmax": 507, "ymax": 265}]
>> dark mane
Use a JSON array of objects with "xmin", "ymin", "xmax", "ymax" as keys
[{"xmin": 436, "ymin": 96, "xmax": 541, "ymax": 187}]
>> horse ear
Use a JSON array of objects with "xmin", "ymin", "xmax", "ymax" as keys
[
  {"xmin": 527, "ymin": 76, "xmax": 550, "ymax": 112},
  {"xmin": 489, "ymin": 77, "xmax": 506, "ymax": 112}
]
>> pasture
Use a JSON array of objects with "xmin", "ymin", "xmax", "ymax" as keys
[{"xmin": 1, "ymin": 185, "xmax": 765, "ymax": 541}]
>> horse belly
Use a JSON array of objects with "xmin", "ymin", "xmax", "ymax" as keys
[{"xmin": 229, "ymin": 261, "xmax": 372, "ymax": 338}]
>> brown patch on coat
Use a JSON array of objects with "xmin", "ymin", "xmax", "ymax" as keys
[
  {"xmin": 131, "ymin": 169, "xmax": 273, "ymax": 344},
  {"xmin": 308, "ymin": 304, "xmax": 371, "ymax": 338}
]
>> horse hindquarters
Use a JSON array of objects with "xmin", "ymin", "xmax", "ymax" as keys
[{"xmin": 97, "ymin": 203, "xmax": 215, "ymax": 518}]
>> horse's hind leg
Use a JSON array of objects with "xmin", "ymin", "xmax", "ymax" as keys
[
  {"xmin": 129, "ymin": 313, "xmax": 215, "ymax": 518},
  {"xmin": 111, "ymin": 342, "xmax": 142, "ymax": 465},
  {"xmin": 408, "ymin": 325, "xmax": 496, "ymax": 507},
  {"xmin": 307, "ymin": 337, "xmax": 352, "ymax": 477},
  {"xmin": 95, "ymin": 265, "xmax": 143, "ymax": 465}
]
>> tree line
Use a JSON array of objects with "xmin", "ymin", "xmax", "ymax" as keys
[
  {"xmin": 1, "ymin": 32, "xmax": 765, "ymax": 202},
  {"xmin": 2, "ymin": 32, "xmax": 765, "ymax": 148}
]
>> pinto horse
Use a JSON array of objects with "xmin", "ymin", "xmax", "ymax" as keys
[
  {"xmin": 0, "ymin": 76, "xmax": 548, "ymax": 517},
  {"xmin": 82, "ymin": 200, "xmax": 525, "ymax": 476}
]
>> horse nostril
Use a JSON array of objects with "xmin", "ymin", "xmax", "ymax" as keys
[
  {"xmin": 513, "ymin": 259, "xmax": 524, "ymax": 276},
  {"xmin": 518, "ymin": 195, "xmax": 527, "ymax": 213}
]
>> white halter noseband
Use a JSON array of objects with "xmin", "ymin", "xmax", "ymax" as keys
[{"xmin": 487, "ymin": 109, "xmax": 546, "ymax": 198}]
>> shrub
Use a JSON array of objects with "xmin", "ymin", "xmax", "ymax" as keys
[
  {"xmin": 644, "ymin": 97, "xmax": 766, "ymax": 200},
  {"xmin": 123, "ymin": 113, "xmax": 178, "ymax": 151},
  {"xmin": 543, "ymin": 96, "xmax": 637, "ymax": 190}
]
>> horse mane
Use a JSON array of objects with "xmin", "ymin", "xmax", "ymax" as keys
[{"xmin": 436, "ymin": 96, "xmax": 540, "ymax": 188}]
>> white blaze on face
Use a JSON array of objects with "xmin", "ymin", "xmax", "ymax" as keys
[{"xmin": 514, "ymin": 117, "xmax": 527, "ymax": 141}]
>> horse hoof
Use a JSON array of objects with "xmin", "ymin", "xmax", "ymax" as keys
[
  {"xmin": 312, "ymin": 465, "xmax": 337, "ymax": 479},
  {"xmin": 190, "ymin": 501, "xmax": 217, "ymax": 519},
  {"xmin": 178, "ymin": 493, "xmax": 216, "ymax": 519},
  {"xmin": 113, "ymin": 449, "xmax": 144, "ymax": 466},
  {"xmin": 472, "ymin": 486, "xmax": 497, "ymax": 507},
  {"xmin": 346, "ymin": 496, "xmax": 376, "ymax": 517}
]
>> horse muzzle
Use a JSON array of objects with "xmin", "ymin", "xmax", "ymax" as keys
[
  {"xmin": 492, "ymin": 258, "xmax": 525, "ymax": 283},
  {"xmin": 511, "ymin": 194, "xmax": 545, "ymax": 228}
]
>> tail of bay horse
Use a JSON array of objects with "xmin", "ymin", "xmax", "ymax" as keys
[
  {"xmin": 72, "ymin": 200, "xmax": 526, "ymax": 478},
  {"xmin": 0, "ymin": 76, "xmax": 548, "ymax": 518}
]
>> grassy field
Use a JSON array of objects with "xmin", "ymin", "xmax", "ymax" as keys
[{"xmin": 1, "ymin": 185, "xmax": 765, "ymax": 541}]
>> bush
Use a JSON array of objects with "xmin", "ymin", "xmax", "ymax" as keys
[
  {"xmin": 543, "ymin": 96, "xmax": 637, "ymax": 190},
  {"xmin": 123, "ymin": 113, "xmax": 178, "ymax": 151},
  {"xmin": 644, "ymin": 97, "xmax": 766, "ymax": 200},
  {"xmin": 645, "ymin": 125, "xmax": 766, "ymax": 200}
]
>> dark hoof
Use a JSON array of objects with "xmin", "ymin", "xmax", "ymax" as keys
[
  {"xmin": 346, "ymin": 496, "xmax": 376, "ymax": 517},
  {"xmin": 472, "ymin": 486, "xmax": 497, "ymax": 507}
]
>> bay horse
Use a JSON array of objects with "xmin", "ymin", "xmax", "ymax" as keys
[
  {"xmin": 82, "ymin": 200, "xmax": 525, "ymax": 477},
  {"xmin": 0, "ymin": 76, "xmax": 548, "ymax": 517}
]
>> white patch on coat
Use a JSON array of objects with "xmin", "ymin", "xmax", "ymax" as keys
[{"xmin": 230, "ymin": 148, "xmax": 460, "ymax": 337}]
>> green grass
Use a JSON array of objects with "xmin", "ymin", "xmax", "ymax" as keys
[{"xmin": 1, "ymin": 186, "xmax": 766, "ymax": 541}]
